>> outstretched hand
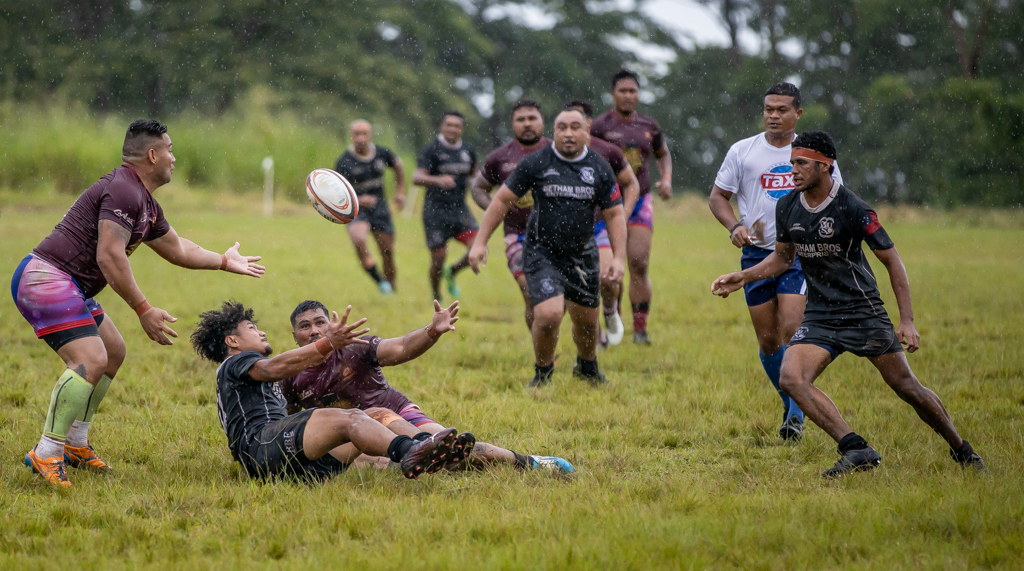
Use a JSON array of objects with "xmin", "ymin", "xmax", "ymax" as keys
[
  {"xmin": 223, "ymin": 242, "xmax": 266, "ymax": 278},
  {"xmin": 140, "ymin": 306, "xmax": 178, "ymax": 345},
  {"xmin": 431, "ymin": 299, "xmax": 460, "ymax": 334},
  {"xmin": 324, "ymin": 305, "xmax": 370, "ymax": 349},
  {"xmin": 711, "ymin": 272, "xmax": 744, "ymax": 298}
]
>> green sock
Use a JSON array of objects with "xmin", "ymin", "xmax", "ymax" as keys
[
  {"xmin": 42, "ymin": 369, "xmax": 94, "ymax": 441},
  {"xmin": 81, "ymin": 373, "xmax": 112, "ymax": 422}
]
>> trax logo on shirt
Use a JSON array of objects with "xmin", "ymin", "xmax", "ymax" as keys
[
  {"xmin": 760, "ymin": 163, "xmax": 796, "ymax": 201},
  {"xmin": 579, "ymin": 167, "xmax": 595, "ymax": 184}
]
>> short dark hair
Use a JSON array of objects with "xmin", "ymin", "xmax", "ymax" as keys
[
  {"xmin": 764, "ymin": 82, "xmax": 802, "ymax": 109},
  {"xmin": 792, "ymin": 131, "xmax": 837, "ymax": 173},
  {"xmin": 122, "ymin": 119, "xmax": 168, "ymax": 159},
  {"xmin": 611, "ymin": 69, "xmax": 640, "ymax": 90},
  {"xmin": 441, "ymin": 109, "xmax": 465, "ymax": 125},
  {"xmin": 564, "ymin": 99, "xmax": 594, "ymax": 118},
  {"xmin": 191, "ymin": 300, "xmax": 256, "ymax": 363},
  {"xmin": 510, "ymin": 99, "xmax": 541, "ymax": 118},
  {"xmin": 290, "ymin": 300, "xmax": 329, "ymax": 328}
]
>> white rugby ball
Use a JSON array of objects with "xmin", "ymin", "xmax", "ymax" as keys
[{"xmin": 305, "ymin": 168, "xmax": 359, "ymax": 224}]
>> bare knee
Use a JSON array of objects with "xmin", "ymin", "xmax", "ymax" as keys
[
  {"xmin": 628, "ymin": 258, "xmax": 648, "ymax": 276},
  {"xmin": 778, "ymin": 369, "xmax": 804, "ymax": 396},
  {"xmin": 533, "ymin": 308, "xmax": 562, "ymax": 330},
  {"xmin": 104, "ymin": 338, "xmax": 126, "ymax": 374}
]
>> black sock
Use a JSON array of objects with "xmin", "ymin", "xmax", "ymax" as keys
[
  {"xmin": 951, "ymin": 440, "xmax": 974, "ymax": 462},
  {"xmin": 413, "ymin": 432, "xmax": 432, "ymax": 443},
  {"xmin": 535, "ymin": 363, "xmax": 554, "ymax": 377},
  {"xmin": 631, "ymin": 301, "xmax": 650, "ymax": 313},
  {"xmin": 387, "ymin": 435, "xmax": 415, "ymax": 463},
  {"xmin": 512, "ymin": 451, "xmax": 530, "ymax": 470},
  {"xmin": 577, "ymin": 356, "xmax": 599, "ymax": 376},
  {"xmin": 837, "ymin": 432, "xmax": 869, "ymax": 453},
  {"xmin": 365, "ymin": 264, "xmax": 384, "ymax": 284}
]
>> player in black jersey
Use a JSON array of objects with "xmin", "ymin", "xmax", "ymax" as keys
[
  {"xmin": 469, "ymin": 109, "xmax": 627, "ymax": 387},
  {"xmin": 712, "ymin": 132, "xmax": 984, "ymax": 478},
  {"xmin": 334, "ymin": 120, "xmax": 406, "ymax": 294},
  {"xmin": 412, "ymin": 111, "xmax": 479, "ymax": 302}
]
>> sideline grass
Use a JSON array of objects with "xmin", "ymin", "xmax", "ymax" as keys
[{"xmin": 1, "ymin": 193, "xmax": 1022, "ymax": 569}]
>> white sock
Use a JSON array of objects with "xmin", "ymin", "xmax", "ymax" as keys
[
  {"xmin": 66, "ymin": 421, "xmax": 90, "ymax": 447},
  {"xmin": 35, "ymin": 435, "xmax": 65, "ymax": 460}
]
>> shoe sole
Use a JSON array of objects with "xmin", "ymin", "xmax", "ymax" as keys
[
  {"xmin": 448, "ymin": 433, "xmax": 476, "ymax": 467},
  {"xmin": 401, "ymin": 428, "xmax": 457, "ymax": 479}
]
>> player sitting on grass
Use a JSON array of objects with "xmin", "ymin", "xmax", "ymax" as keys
[
  {"xmin": 278, "ymin": 299, "xmax": 574, "ymax": 474},
  {"xmin": 191, "ymin": 301, "xmax": 472, "ymax": 481},
  {"xmin": 712, "ymin": 131, "xmax": 985, "ymax": 478}
]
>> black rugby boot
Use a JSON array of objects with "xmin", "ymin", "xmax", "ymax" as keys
[{"xmin": 821, "ymin": 446, "xmax": 882, "ymax": 479}]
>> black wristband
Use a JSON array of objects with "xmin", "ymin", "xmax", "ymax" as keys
[{"xmin": 729, "ymin": 223, "xmax": 743, "ymax": 235}]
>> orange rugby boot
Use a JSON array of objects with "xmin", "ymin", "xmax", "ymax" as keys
[
  {"xmin": 24, "ymin": 449, "xmax": 72, "ymax": 488},
  {"xmin": 64, "ymin": 444, "xmax": 112, "ymax": 472}
]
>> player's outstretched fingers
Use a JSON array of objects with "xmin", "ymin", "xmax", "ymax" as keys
[{"xmin": 447, "ymin": 300, "xmax": 459, "ymax": 317}]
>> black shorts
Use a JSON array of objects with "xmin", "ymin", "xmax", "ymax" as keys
[
  {"xmin": 237, "ymin": 409, "xmax": 349, "ymax": 481},
  {"xmin": 524, "ymin": 241, "xmax": 600, "ymax": 308},
  {"xmin": 789, "ymin": 314, "xmax": 905, "ymax": 360},
  {"xmin": 354, "ymin": 199, "xmax": 394, "ymax": 235},
  {"xmin": 423, "ymin": 201, "xmax": 478, "ymax": 250}
]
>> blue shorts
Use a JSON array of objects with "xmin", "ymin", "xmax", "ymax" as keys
[
  {"xmin": 740, "ymin": 245, "xmax": 805, "ymax": 307},
  {"xmin": 594, "ymin": 194, "xmax": 651, "ymax": 248}
]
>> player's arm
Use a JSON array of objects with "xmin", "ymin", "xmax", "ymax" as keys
[
  {"xmin": 712, "ymin": 241, "xmax": 796, "ymax": 298},
  {"xmin": 96, "ymin": 220, "xmax": 178, "ymax": 345},
  {"xmin": 412, "ymin": 167, "xmax": 455, "ymax": 189},
  {"xmin": 146, "ymin": 227, "xmax": 265, "ymax": 277},
  {"xmin": 391, "ymin": 157, "xmax": 407, "ymax": 210},
  {"xmin": 653, "ymin": 143, "xmax": 673, "ymax": 200},
  {"xmin": 709, "ymin": 185, "xmax": 754, "ymax": 248},
  {"xmin": 249, "ymin": 308, "xmax": 370, "ymax": 382},
  {"xmin": 873, "ymin": 247, "xmax": 920, "ymax": 352},
  {"xmin": 470, "ymin": 172, "xmax": 494, "ymax": 210},
  {"xmin": 602, "ymin": 204, "xmax": 627, "ymax": 283},
  {"xmin": 468, "ymin": 185, "xmax": 517, "ymax": 273},
  {"xmin": 616, "ymin": 166, "xmax": 640, "ymax": 217},
  {"xmin": 376, "ymin": 301, "xmax": 459, "ymax": 367}
]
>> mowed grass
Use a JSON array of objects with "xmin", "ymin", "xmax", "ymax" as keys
[{"xmin": 0, "ymin": 191, "xmax": 1022, "ymax": 570}]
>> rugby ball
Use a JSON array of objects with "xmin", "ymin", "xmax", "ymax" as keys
[{"xmin": 305, "ymin": 168, "xmax": 359, "ymax": 224}]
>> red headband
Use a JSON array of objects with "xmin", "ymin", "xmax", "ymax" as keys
[{"xmin": 791, "ymin": 147, "xmax": 835, "ymax": 166}]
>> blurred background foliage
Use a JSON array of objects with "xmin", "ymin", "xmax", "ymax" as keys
[{"xmin": 1, "ymin": 0, "xmax": 1021, "ymax": 206}]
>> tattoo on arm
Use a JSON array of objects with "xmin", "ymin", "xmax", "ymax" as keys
[{"xmin": 98, "ymin": 220, "xmax": 131, "ymax": 247}]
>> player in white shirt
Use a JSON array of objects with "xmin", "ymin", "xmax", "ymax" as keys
[{"xmin": 708, "ymin": 82, "xmax": 842, "ymax": 441}]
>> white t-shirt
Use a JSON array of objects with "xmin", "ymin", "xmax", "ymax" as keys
[{"xmin": 715, "ymin": 132, "xmax": 842, "ymax": 250}]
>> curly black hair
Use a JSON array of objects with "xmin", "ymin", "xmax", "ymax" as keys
[
  {"xmin": 764, "ymin": 82, "xmax": 802, "ymax": 109},
  {"xmin": 122, "ymin": 119, "xmax": 168, "ymax": 159},
  {"xmin": 792, "ymin": 131, "xmax": 837, "ymax": 173},
  {"xmin": 290, "ymin": 300, "xmax": 329, "ymax": 329},
  {"xmin": 191, "ymin": 300, "xmax": 256, "ymax": 363}
]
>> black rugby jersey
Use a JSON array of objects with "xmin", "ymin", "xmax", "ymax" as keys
[
  {"xmin": 775, "ymin": 181, "xmax": 895, "ymax": 320},
  {"xmin": 216, "ymin": 351, "xmax": 287, "ymax": 460},
  {"xmin": 505, "ymin": 143, "xmax": 622, "ymax": 256},
  {"xmin": 333, "ymin": 145, "xmax": 398, "ymax": 198},
  {"xmin": 417, "ymin": 137, "xmax": 476, "ymax": 206}
]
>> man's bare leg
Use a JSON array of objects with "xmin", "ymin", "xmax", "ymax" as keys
[
  {"xmin": 373, "ymin": 231, "xmax": 397, "ymax": 288},
  {"xmin": 870, "ymin": 352, "xmax": 964, "ymax": 449},
  {"xmin": 778, "ymin": 345, "xmax": 849, "ymax": 442},
  {"xmin": 515, "ymin": 274, "xmax": 534, "ymax": 331}
]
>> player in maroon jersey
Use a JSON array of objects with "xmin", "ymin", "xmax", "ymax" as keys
[
  {"xmin": 591, "ymin": 69, "xmax": 673, "ymax": 345},
  {"xmin": 564, "ymin": 99, "xmax": 639, "ymax": 348},
  {"xmin": 278, "ymin": 300, "xmax": 574, "ymax": 473}
]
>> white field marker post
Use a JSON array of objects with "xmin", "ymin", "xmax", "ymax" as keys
[{"xmin": 262, "ymin": 156, "xmax": 274, "ymax": 217}]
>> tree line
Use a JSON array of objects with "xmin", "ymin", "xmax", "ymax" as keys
[{"xmin": 2, "ymin": 0, "xmax": 1021, "ymax": 206}]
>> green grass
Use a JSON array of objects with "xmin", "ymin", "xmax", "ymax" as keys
[{"xmin": 0, "ymin": 192, "xmax": 1022, "ymax": 569}]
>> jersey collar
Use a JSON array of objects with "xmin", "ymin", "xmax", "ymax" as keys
[
  {"xmin": 437, "ymin": 134, "xmax": 463, "ymax": 150},
  {"xmin": 551, "ymin": 142, "xmax": 589, "ymax": 163},
  {"xmin": 348, "ymin": 143, "xmax": 377, "ymax": 162},
  {"xmin": 800, "ymin": 178, "xmax": 841, "ymax": 213}
]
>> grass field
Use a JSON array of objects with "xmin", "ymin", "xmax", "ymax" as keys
[{"xmin": 1, "ymin": 190, "xmax": 1022, "ymax": 570}]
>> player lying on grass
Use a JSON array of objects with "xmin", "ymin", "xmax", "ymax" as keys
[
  {"xmin": 712, "ymin": 131, "xmax": 985, "ymax": 478},
  {"xmin": 191, "ymin": 301, "xmax": 473, "ymax": 481},
  {"xmin": 278, "ymin": 299, "xmax": 574, "ymax": 474},
  {"xmin": 13, "ymin": 120, "xmax": 265, "ymax": 488}
]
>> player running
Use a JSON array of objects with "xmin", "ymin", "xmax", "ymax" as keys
[
  {"xmin": 469, "ymin": 109, "xmax": 627, "ymax": 388},
  {"xmin": 708, "ymin": 82, "xmax": 844, "ymax": 441},
  {"xmin": 12, "ymin": 120, "xmax": 265, "ymax": 488},
  {"xmin": 564, "ymin": 99, "xmax": 639, "ymax": 347},
  {"xmin": 590, "ymin": 69, "xmax": 673, "ymax": 345},
  {"xmin": 470, "ymin": 99, "xmax": 549, "ymax": 331},
  {"xmin": 412, "ymin": 110, "xmax": 478, "ymax": 302},
  {"xmin": 277, "ymin": 299, "xmax": 574, "ymax": 473},
  {"xmin": 334, "ymin": 120, "xmax": 406, "ymax": 294},
  {"xmin": 712, "ymin": 131, "xmax": 985, "ymax": 478},
  {"xmin": 191, "ymin": 302, "xmax": 470, "ymax": 481}
]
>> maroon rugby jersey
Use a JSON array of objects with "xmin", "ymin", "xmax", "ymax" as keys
[
  {"xmin": 481, "ymin": 137, "xmax": 549, "ymax": 236},
  {"xmin": 277, "ymin": 335, "xmax": 411, "ymax": 413},
  {"xmin": 590, "ymin": 111, "xmax": 665, "ymax": 196},
  {"xmin": 589, "ymin": 136, "xmax": 630, "ymax": 221},
  {"xmin": 33, "ymin": 165, "xmax": 171, "ymax": 298}
]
